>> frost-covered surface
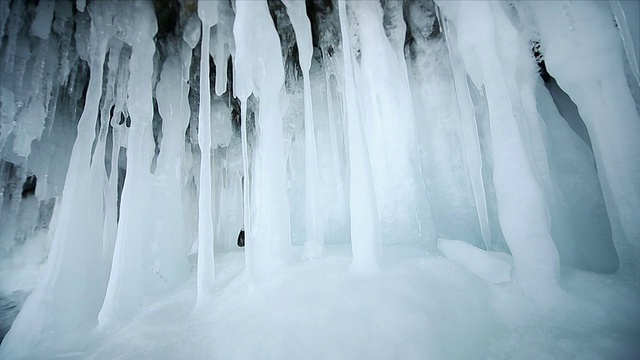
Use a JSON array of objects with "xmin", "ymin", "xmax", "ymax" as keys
[{"xmin": 0, "ymin": 0, "xmax": 639, "ymax": 358}]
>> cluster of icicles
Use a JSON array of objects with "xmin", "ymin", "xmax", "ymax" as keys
[{"xmin": 1, "ymin": 0, "xmax": 639, "ymax": 355}]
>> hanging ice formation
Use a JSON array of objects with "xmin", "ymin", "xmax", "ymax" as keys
[{"xmin": 0, "ymin": 0, "xmax": 638, "ymax": 357}]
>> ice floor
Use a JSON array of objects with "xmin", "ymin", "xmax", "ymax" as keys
[{"xmin": 33, "ymin": 244, "xmax": 640, "ymax": 360}]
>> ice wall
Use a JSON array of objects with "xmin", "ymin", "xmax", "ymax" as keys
[{"xmin": 0, "ymin": 0, "xmax": 639, "ymax": 355}]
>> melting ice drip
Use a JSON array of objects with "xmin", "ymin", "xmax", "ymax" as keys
[{"xmin": 0, "ymin": 0, "xmax": 639, "ymax": 358}]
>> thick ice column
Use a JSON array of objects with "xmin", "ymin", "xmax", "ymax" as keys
[
  {"xmin": 0, "ymin": 3, "xmax": 114, "ymax": 355},
  {"xmin": 195, "ymin": 0, "xmax": 218, "ymax": 302},
  {"xmin": 530, "ymin": 1, "xmax": 640, "ymax": 279},
  {"xmin": 152, "ymin": 54, "xmax": 191, "ymax": 292},
  {"xmin": 233, "ymin": 0, "xmax": 291, "ymax": 276},
  {"xmin": 436, "ymin": 1, "xmax": 559, "ymax": 288},
  {"xmin": 99, "ymin": 1, "xmax": 157, "ymax": 323},
  {"xmin": 348, "ymin": 1, "xmax": 431, "ymax": 244},
  {"xmin": 338, "ymin": 0, "xmax": 379, "ymax": 273},
  {"xmin": 283, "ymin": 0, "xmax": 324, "ymax": 252}
]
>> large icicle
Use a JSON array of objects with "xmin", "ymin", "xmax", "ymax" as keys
[
  {"xmin": 233, "ymin": 0, "xmax": 291, "ymax": 277},
  {"xmin": 436, "ymin": 0, "xmax": 560, "ymax": 290},
  {"xmin": 283, "ymin": 0, "xmax": 324, "ymax": 254},
  {"xmin": 196, "ymin": 0, "xmax": 218, "ymax": 303},
  {"xmin": 529, "ymin": 1, "xmax": 640, "ymax": 279},
  {"xmin": 439, "ymin": 9, "xmax": 492, "ymax": 249},
  {"xmin": 151, "ymin": 53, "xmax": 191, "ymax": 294},
  {"xmin": 210, "ymin": 1, "xmax": 234, "ymax": 96},
  {"xmin": 349, "ymin": 1, "xmax": 431, "ymax": 245},
  {"xmin": 0, "ymin": 2, "xmax": 115, "ymax": 355},
  {"xmin": 99, "ymin": 1, "xmax": 158, "ymax": 324},
  {"xmin": 338, "ymin": 0, "xmax": 379, "ymax": 274}
]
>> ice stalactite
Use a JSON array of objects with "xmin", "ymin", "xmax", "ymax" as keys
[
  {"xmin": 436, "ymin": 4, "xmax": 492, "ymax": 249},
  {"xmin": 234, "ymin": 0, "xmax": 291, "ymax": 277},
  {"xmin": 151, "ymin": 53, "xmax": 191, "ymax": 292},
  {"xmin": 92, "ymin": 37, "xmax": 120, "ymax": 277},
  {"xmin": 529, "ymin": 1, "xmax": 640, "ymax": 280},
  {"xmin": 99, "ymin": 1, "xmax": 158, "ymax": 323},
  {"xmin": 195, "ymin": 0, "xmax": 217, "ymax": 303},
  {"xmin": 436, "ymin": 1, "xmax": 560, "ymax": 290},
  {"xmin": 209, "ymin": 0, "xmax": 234, "ymax": 97},
  {"xmin": 283, "ymin": 0, "xmax": 324, "ymax": 256},
  {"xmin": 347, "ymin": 1, "xmax": 432, "ymax": 245},
  {"xmin": 338, "ymin": 0, "xmax": 379, "ymax": 274},
  {"xmin": 2, "ymin": 1, "xmax": 115, "ymax": 352}
]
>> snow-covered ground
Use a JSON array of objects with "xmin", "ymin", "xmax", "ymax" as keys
[{"xmin": 19, "ymin": 244, "xmax": 637, "ymax": 360}]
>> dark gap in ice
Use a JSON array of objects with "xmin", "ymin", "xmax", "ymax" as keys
[
  {"xmin": 105, "ymin": 106, "xmax": 115, "ymax": 178},
  {"xmin": 21, "ymin": 175, "xmax": 36, "ymax": 198},
  {"xmin": 150, "ymin": 97, "xmax": 163, "ymax": 174},
  {"xmin": 0, "ymin": 290, "xmax": 28, "ymax": 344},
  {"xmin": 237, "ymin": 229, "xmax": 245, "ymax": 247},
  {"xmin": 545, "ymin": 77, "xmax": 593, "ymax": 152},
  {"xmin": 152, "ymin": 0, "xmax": 182, "ymax": 41},
  {"xmin": 268, "ymin": 0, "xmax": 302, "ymax": 94},
  {"xmin": 116, "ymin": 146, "xmax": 127, "ymax": 221}
]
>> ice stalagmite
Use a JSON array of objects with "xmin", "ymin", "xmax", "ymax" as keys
[
  {"xmin": 338, "ymin": 0, "xmax": 379, "ymax": 273},
  {"xmin": 234, "ymin": 0, "xmax": 291, "ymax": 276},
  {"xmin": 1, "ymin": 2, "xmax": 115, "ymax": 354},
  {"xmin": 196, "ymin": 0, "xmax": 218, "ymax": 302},
  {"xmin": 282, "ymin": 0, "xmax": 324, "ymax": 254},
  {"xmin": 99, "ymin": 1, "xmax": 158, "ymax": 323},
  {"xmin": 436, "ymin": 1, "xmax": 560, "ymax": 288},
  {"xmin": 529, "ymin": 1, "xmax": 640, "ymax": 279}
]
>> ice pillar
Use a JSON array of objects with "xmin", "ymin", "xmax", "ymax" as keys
[
  {"xmin": 233, "ymin": 0, "xmax": 291, "ymax": 277},
  {"xmin": 338, "ymin": 0, "xmax": 380, "ymax": 274},
  {"xmin": 195, "ymin": 0, "xmax": 218, "ymax": 303},
  {"xmin": 436, "ymin": 0, "xmax": 560, "ymax": 288},
  {"xmin": 531, "ymin": 1, "xmax": 640, "ymax": 279},
  {"xmin": 283, "ymin": 0, "xmax": 324, "ymax": 253}
]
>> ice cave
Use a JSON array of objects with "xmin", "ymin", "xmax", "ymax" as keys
[{"xmin": 0, "ymin": 0, "xmax": 639, "ymax": 358}]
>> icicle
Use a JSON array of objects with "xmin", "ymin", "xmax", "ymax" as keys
[
  {"xmin": 151, "ymin": 54, "xmax": 191, "ymax": 293},
  {"xmin": 0, "ymin": 0, "xmax": 10, "ymax": 42},
  {"xmin": 182, "ymin": 15, "xmax": 201, "ymax": 50},
  {"xmin": 76, "ymin": 0, "xmax": 86, "ymax": 13},
  {"xmin": 610, "ymin": 0, "xmax": 640, "ymax": 87},
  {"xmin": 239, "ymin": 101, "xmax": 252, "ymax": 275},
  {"xmin": 99, "ymin": 1, "xmax": 158, "ymax": 324},
  {"xmin": 210, "ymin": 1, "xmax": 234, "ymax": 96},
  {"xmin": 348, "ymin": 1, "xmax": 431, "ymax": 245},
  {"xmin": 283, "ymin": 0, "xmax": 324, "ymax": 254},
  {"xmin": 436, "ymin": 0, "xmax": 560, "ymax": 291},
  {"xmin": 439, "ymin": 9, "xmax": 492, "ymax": 249},
  {"xmin": 0, "ymin": 88, "xmax": 17, "ymax": 151},
  {"xmin": 0, "ymin": 2, "xmax": 115, "ymax": 354},
  {"xmin": 338, "ymin": 0, "xmax": 379, "ymax": 274},
  {"xmin": 233, "ymin": 0, "xmax": 291, "ymax": 277},
  {"xmin": 31, "ymin": 0, "xmax": 55, "ymax": 40},
  {"xmin": 2, "ymin": 0, "xmax": 25, "ymax": 76},
  {"xmin": 195, "ymin": 0, "xmax": 218, "ymax": 303}
]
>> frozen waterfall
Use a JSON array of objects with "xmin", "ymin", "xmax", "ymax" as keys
[{"xmin": 0, "ymin": 0, "xmax": 639, "ymax": 359}]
